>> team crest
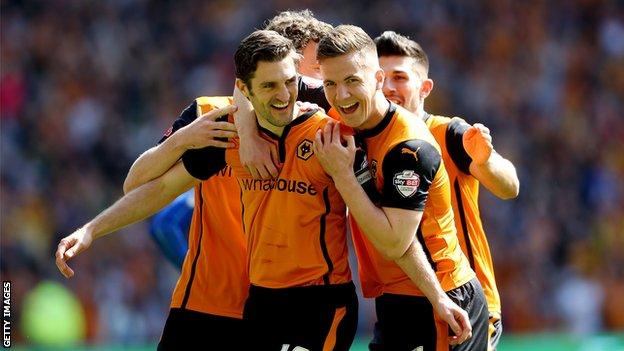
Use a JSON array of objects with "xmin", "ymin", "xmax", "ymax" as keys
[
  {"xmin": 393, "ymin": 170, "xmax": 420, "ymax": 198},
  {"xmin": 296, "ymin": 139, "xmax": 314, "ymax": 160}
]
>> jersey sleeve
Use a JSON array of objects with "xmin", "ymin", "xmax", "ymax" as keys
[
  {"xmin": 380, "ymin": 140, "xmax": 442, "ymax": 211},
  {"xmin": 181, "ymin": 146, "xmax": 227, "ymax": 181},
  {"xmin": 297, "ymin": 76, "xmax": 331, "ymax": 112},
  {"xmin": 445, "ymin": 117, "xmax": 472, "ymax": 174},
  {"xmin": 157, "ymin": 100, "xmax": 199, "ymax": 144}
]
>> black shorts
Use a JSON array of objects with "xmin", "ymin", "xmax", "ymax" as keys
[
  {"xmin": 369, "ymin": 278, "xmax": 489, "ymax": 351},
  {"xmin": 157, "ymin": 308, "xmax": 246, "ymax": 350},
  {"xmin": 243, "ymin": 282, "xmax": 358, "ymax": 351}
]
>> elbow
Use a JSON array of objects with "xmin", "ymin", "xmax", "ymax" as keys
[
  {"xmin": 499, "ymin": 179, "xmax": 520, "ymax": 200},
  {"xmin": 380, "ymin": 240, "xmax": 412, "ymax": 261},
  {"xmin": 122, "ymin": 178, "xmax": 136, "ymax": 195}
]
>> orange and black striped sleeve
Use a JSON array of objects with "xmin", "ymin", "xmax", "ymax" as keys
[
  {"xmin": 158, "ymin": 100, "xmax": 199, "ymax": 144},
  {"xmin": 380, "ymin": 140, "xmax": 441, "ymax": 211},
  {"xmin": 445, "ymin": 118, "xmax": 472, "ymax": 175}
]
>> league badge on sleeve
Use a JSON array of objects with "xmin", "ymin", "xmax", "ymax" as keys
[
  {"xmin": 393, "ymin": 170, "xmax": 420, "ymax": 197},
  {"xmin": 163, "ymin": 126, "xmax": 173, "ymax": 138}
]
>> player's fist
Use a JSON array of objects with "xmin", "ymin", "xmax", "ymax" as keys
[{"xmin": 462, "ymin": 123, "xmax": 492, "ymax": 165}]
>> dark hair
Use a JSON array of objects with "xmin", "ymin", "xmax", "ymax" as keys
[
  {"xmin": 317, "ymin": 25, "xmax": 376, "ymax": 61},
  {"xmin": 374, "ymin": 31, "xmax": 429, "ymax": 72},
  {"xmin": 234, "ymin": 30, "xmax": 295, "ymax": 87},
  {"xmin": 265, "ymin": 10, "xmax": 333, "ymax": 53}
]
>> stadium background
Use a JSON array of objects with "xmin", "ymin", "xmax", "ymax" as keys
[{"xmin": 1, "ymin": 0, "xmax": 623, "ymax": 349}]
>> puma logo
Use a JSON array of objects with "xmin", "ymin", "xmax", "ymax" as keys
[{"xmin": 401, "ymin": 147, "xmax": 421, "ymax": 161}]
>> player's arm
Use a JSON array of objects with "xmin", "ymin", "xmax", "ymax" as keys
[
  {"xmin": 58, "ymin": 139, "xmax": 227, "ymax": 278},
  {"xmin": 232, "ymin": 85, "xmax": 280, "ymax": 179},
  {"xmin": 123, "ymin": 103, "xmax": 237, "ymax": 193},
  {"xmin": 314, "ymin": 121, "xmax": 471, "ymax": 344},
  {"xmin": 57, "ymin": 162, "xmax": 199, "ymax": 278},
  {"xmin": 448, "ymin": 118, "xmax": 519, "ymax": 199}
]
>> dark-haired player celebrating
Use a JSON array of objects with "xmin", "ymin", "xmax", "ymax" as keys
[{"xmin": 374, "ymin": 30, "xmax": 519, "ymax": 350}]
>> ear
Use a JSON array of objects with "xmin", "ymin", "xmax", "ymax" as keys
[
  {"xmin": 420, "ymin": 78, "xmax": 434, "ymax": 99},
  {"xmin": 375, "ymin": 68, "xmax": 385, "ymax": 90},
  {"xmin": 235, "ymin": 79, "xmax": 251, "ymax": 99}
]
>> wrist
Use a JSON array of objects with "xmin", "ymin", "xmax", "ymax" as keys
[
  {"xmin": 169, "ymin": 130, "xmax": 190, "ymax": 152},
  {"xmin": 332, "ymin": 170, "xmax": 358, "ymax": 189},
  {"xmin": 82, "ymin": 223, "xmax": 98, "ymax": 240}
]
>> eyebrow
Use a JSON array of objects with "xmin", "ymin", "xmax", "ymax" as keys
[{"xmin": 259, "ymin": 75, "xmax": 297, "ymax": 86}]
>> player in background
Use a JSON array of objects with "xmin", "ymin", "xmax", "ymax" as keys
[
  {"xmin": 374, "ymin": 31, "xmax": 519, "ymax": 350},
  {"xmin": 149, "ymin": 190, "xmax": 193, "ymax": 268},
  {"xmin": 314, "ymin": 25, "xmax": 489, "ymax": 350}
]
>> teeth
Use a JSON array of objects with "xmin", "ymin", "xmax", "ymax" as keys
[
  {"xmin": 272, "ymin": 101, "xmax": 288, "ymax": 108},
  {"xmin": 340, "ymin": 102, "xmax": 357, "ymax": 109}
]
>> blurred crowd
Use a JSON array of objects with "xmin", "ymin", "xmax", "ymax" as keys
[{"xmin": 1, "ymin": 0, "xmax": 623, "ymax": 345}]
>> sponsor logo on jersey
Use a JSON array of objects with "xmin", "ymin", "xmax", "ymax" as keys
[
  {"xmin": 297, "ymin": 139, "xmax": 314, "ymax": 160},
  {"xmin": 401, "ymin": 146, "xmax": 421, "ymax": 161},
  {"xmin": 240, "ymin": 178, "xmax": 317, "ymax": 196},
  {"xmin": 393, "ymin": 170, "xmax": 420, "ymax": 197},
  {"xmin": 215, "ymin": 165, "xmax": 233, "ymax": 177}
]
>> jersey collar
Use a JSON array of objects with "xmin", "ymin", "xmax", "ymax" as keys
[{"xmin": 357, "ymin": 101, "xmax": 397, "ymax": 139}]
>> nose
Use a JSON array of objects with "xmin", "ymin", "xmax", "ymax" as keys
[
  {"xmin": 382, "ymin": 78, "xmax": 395, "ymax": 94},
  {"xmin": 276, "ymin": 84, "xmax": 290, "ymax": 102},
  {"xmin": 336, "ymin": 84, "xmax": 350, "ymax": 101}
]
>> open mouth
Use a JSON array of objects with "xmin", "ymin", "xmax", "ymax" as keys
[
  {"xmin": 271, "ymin": 101, "xmax": 290, "ymax": 111},
  {"xmin": 386, "ymin": 96, "xmax": 403, "ymax": 106},
  {"xmin": 339, "ymin": 102, "xmax": 359, "ymax": 115}
]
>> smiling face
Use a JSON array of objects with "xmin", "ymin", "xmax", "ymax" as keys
[
  {"xmin": 320, "ymin": 50, "xmax": 386, "ymax": 130},
  {"xmin": 238, "ymin": 56, "xmax": 299, "ymax": 132},
  {"xmin": 379, "ymin": 55, "xmax": 424, "ymax": 113}
]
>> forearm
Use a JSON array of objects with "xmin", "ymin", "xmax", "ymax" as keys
[
  {"xmin": 92, "ymin": 170, "xmax": 195, "ymax": 239},
  {"xmin": 124, "ymin": 135, "xmax": 186, "ymax": 193},
  {"xmin": 334, "ymin": 173, "xmax": 412, "ymax": 260},
  {"xmin": 470, "ymin": 152, "xmax": 519, "ymax": 199},
  {"xmin": 232, "ymin": 85, "xmax": 258, "ymax": 139},
  {"xmin": 394, "ymin": 240, "xmax": 448, "ymax": 303}
]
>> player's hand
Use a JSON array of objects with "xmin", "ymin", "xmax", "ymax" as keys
[
  {"xmin": 296, "ymin": 101, "xmax": 325, "ymax": 114},
  {"xmin": 462, "ymin": 123, "xmax": 492, "ymax": 165},
  {"xmin": 55, "ymin": 226, "xmax": 94, "ymax": 279},
  {"xmin": 239, "ymin": 133, "xmax": 280, "ymax": 179},
  {"xmin": 178, "ymin": 105, "xmax": 239, "ymax": 150},
  {"xmin": 313, "ymin": 120, "xmax": 356, "ymax": 179},
  {"xmin": 433, "ymin": 296, "xmax": 472, "ymax": 345}
]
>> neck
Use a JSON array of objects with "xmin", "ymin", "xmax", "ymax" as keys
[
  {"xmin": 256, "ymin": 104, "xmax": 300, "ymax": 137},
  {"xmin": 356, "ymin": 91, "xmax": 390, "ymax": 132},
  {"xmin": 415, "ymin": 102, "xmax": 426, "ymax": 121}
]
